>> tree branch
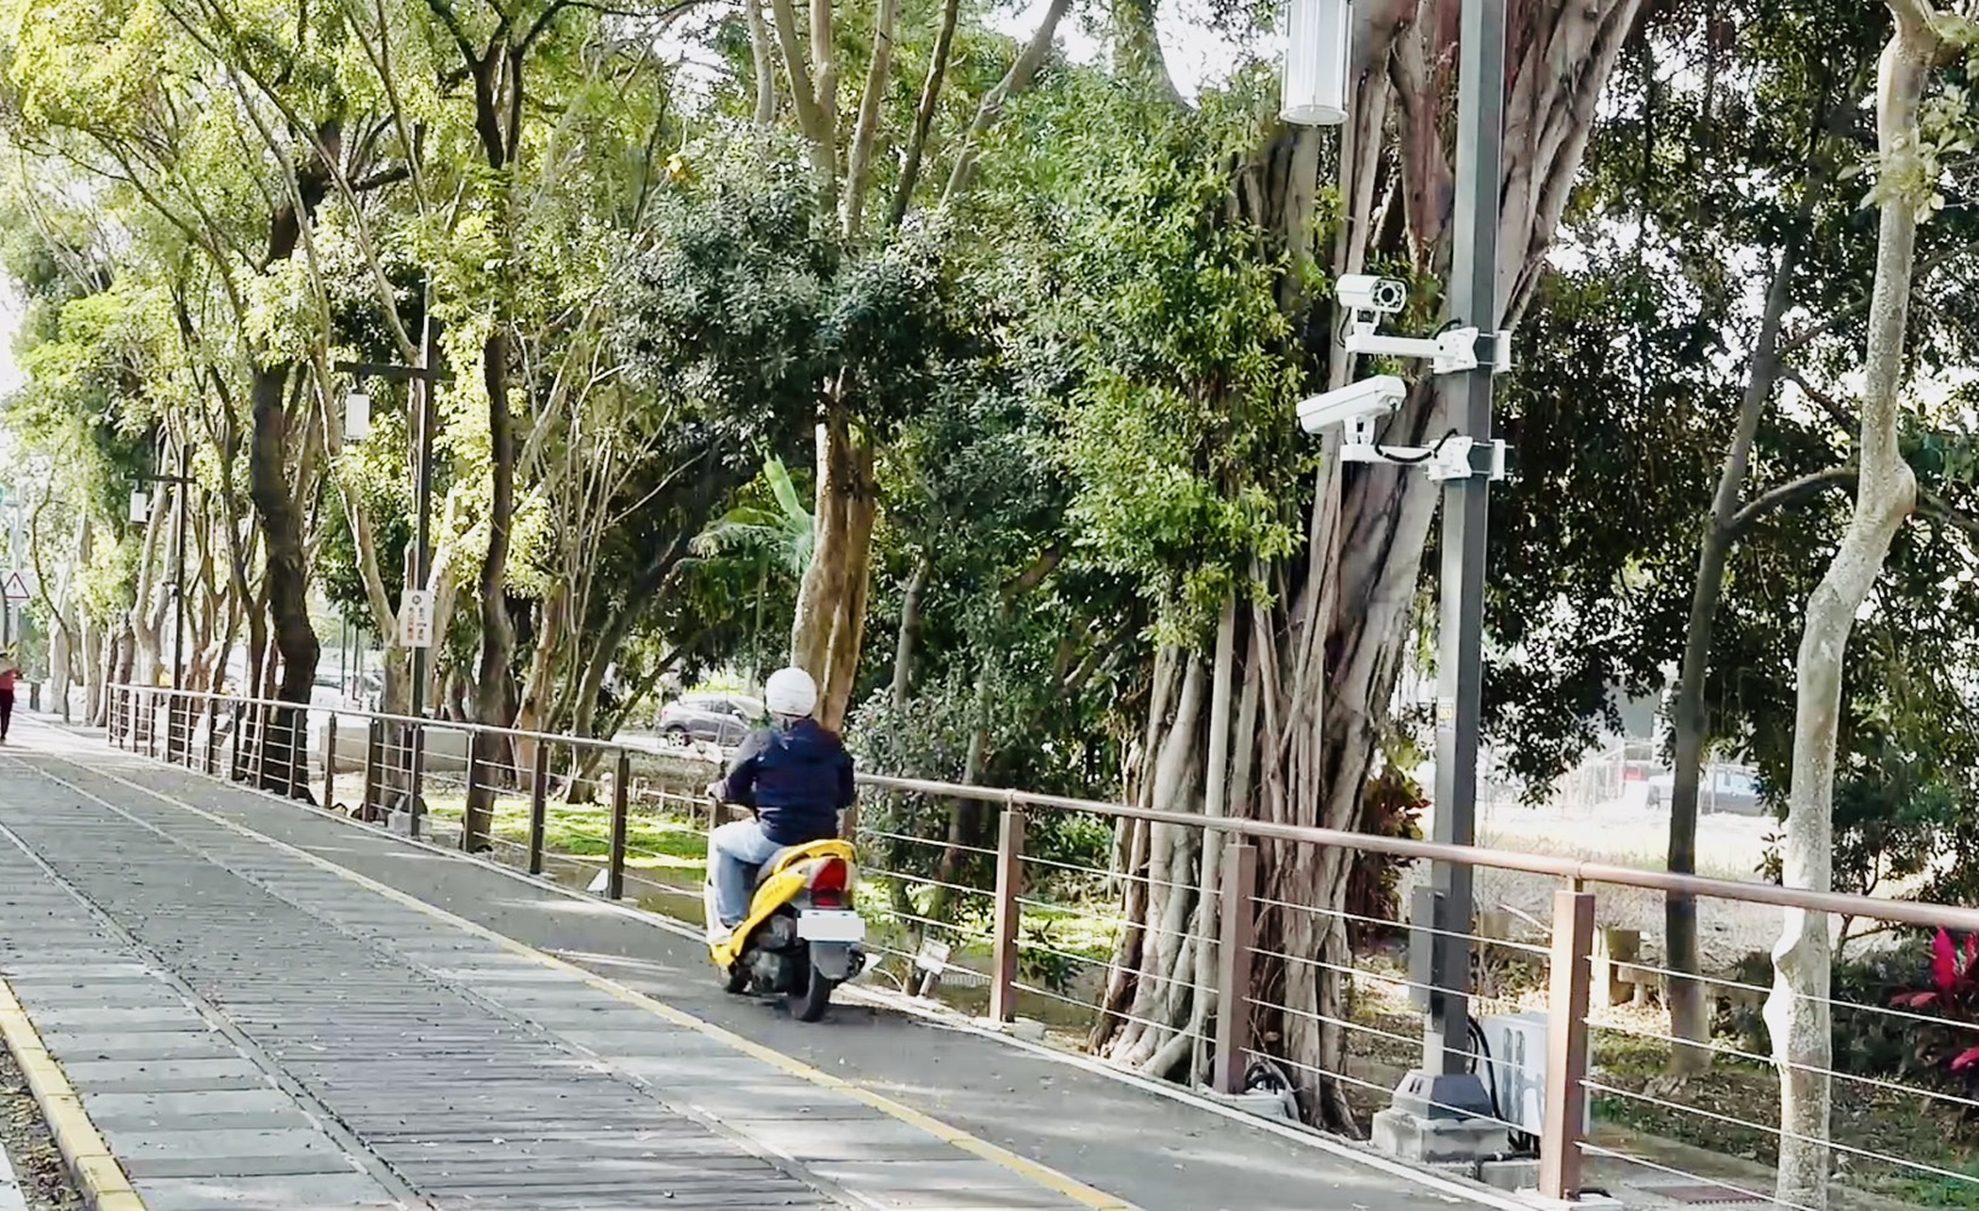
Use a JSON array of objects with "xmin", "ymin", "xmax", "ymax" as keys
[
  {"xmin": 1777, "ymin": 233, "xmax": 1979, "ymax": 358},
  {"xmin": 887, "ymin": 0, "xmax": 958, "ymax": 228},
  {"xmin": 1729, "ymin": 466, "xmax": 1858, "ymax": 535},
  {"xmin": 939, "ymin": 0, "xmax": 1069, "ymax": 208},
  {"xmin": 840, "ymin": 0, "xmax": 898, "ymax": 238}
]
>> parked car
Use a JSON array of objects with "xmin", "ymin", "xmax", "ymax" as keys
[
  {"xmin": 1645, "ymin": 767, "xmax": 1763, "ymax": 816},
  {"xmin": 658, "ymin": 693, "xmax": 765, "ymax": 747}
]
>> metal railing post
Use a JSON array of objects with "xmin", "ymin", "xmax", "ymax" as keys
[
  {"xmin": 528, "ymin": 740, "xmax": 550, "ymax": 876},
  {"xmin": 1213, "ymin": 841, "xmax": 1258, "ymax": 1095},
  {"xmin": 607, "ymin": 748, "xmax": 629, "ymax": 900},
  {"xmin": 284, "ymin": 706, "xmax": 301, "ymax": 798},
  {"xmin": 323, "ymin": 712, "xmax": 338, "ymax": 811},
  {"xmin": 230, "ymin": 702, "xmax": 245, "ymax": 782},
  {"xmin": 362, "ymin": 717, "xmax": 380, "ymax": 820},
  {"xmin": 1540, "ymin": 887, "xmax": 1597, "ymax": 1201},
  {"xmin": 252, "ymin": 702, "xmax": 268, "ymax": 788},
  {"xmin": 989, "ymin": 805, "xmax": 1026, "ymax": 1023},
  {"xmin": 462, "ymin": 740, "xmax": 482, "ymax": 852},
  {"xmin": 146, "ymin": 691, "xmax": 158, "ymax": 759}
]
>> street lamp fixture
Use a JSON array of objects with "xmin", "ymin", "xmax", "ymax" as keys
[
  {"xmin": 343, "ymin": 386, "xmax": 373, "ymax": 444},
  {"xmin": 128, "ymin": 489, "xmax": 151, "ymax": 525},
  {"xmin": 1282, "ymin": 0, "xmax": 1351, "ymax": 127}
]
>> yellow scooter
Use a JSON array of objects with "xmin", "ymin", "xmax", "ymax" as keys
[{"xmin": 706, "ymin": 831, "xmax": 866, "ymax": 1021}]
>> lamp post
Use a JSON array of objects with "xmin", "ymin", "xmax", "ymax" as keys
[
  {"xmin": 1283, "ymin": 0, "xmax": 1507, "ymax": 1156},
  {"xmin": 336, "ymin": 322, "xmax": 448, "ymax": 838}
]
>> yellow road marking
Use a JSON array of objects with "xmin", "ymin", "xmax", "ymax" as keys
[
  {"xmin": 27, "ymin": 749, "xmax": 1137, "ymax": 1211},
  {"xmin": 0, "ymin": 978, "xmax": 149, "ymax": 1211}
]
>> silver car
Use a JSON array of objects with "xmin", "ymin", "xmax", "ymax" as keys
[{"xmin": 658, "ymin": 693, "xmax": 764, "ymax": 746}]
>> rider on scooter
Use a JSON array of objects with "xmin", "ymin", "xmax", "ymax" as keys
[{"xmin": 705, "ymin": 667, "xmax": 855, "ymax": 941}]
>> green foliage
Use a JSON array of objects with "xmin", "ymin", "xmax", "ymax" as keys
[{"xmin": 992, "ymin": 76, "xmax": 1313, "ymax": 644}]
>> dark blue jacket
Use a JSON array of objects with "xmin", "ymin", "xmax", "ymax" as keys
[{"xmin": 719, "ymin": 718, "xmax": 856, "ymax": 845}]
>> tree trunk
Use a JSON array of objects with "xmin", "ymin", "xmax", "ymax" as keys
[
  {"xmin": 1665, "ymin": 229, "xmax": 1801, "ymax": 1073},
  {"xmin": 249, "ymin": 360, "xmax": 321, "ymax": 792},
  {"xmin": 512, "ymin": 586, "xmax": 567, "ymax": 779},
  {"xmin": 1766, "ymin": 10, "xmax": 1930, "ymax": 1204},
  {"xmin": 467, "ymin": 326, "xmax": 518, "ymax": 851},
  {"xmin": 891, "ymin": 553, "xmax": 930, "ymax": 707},
  {"xmin": 790, "ymin": 413, "xmax": 876, "ymax": 730}
]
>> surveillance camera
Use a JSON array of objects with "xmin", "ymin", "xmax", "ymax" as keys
[
  {"xmin": 1296, "ymin": 375, "xmax": 1407, "ymax": 437},
  {"xmin": 1336, "ymin": 274, "xmax": 1408, "ymax": 316}
]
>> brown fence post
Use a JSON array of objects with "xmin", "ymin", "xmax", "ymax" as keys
[
  {"xmin": 362, "ymin": 717, "xmax": 380, "ymax": 821},
  {"xmin": 607, "ymin": 748, "xmax": 630, "ymax": 900},
  {"xmin": 1540, "ymin": 887, "xmax": 1597, "ymax": 1201},
  {"xmin": 408, "ymin": 721, "xmax": 425, "ymax": 840},
  {"xmin": 1213, "ymin": 840, "xmax": 1258, "ymax": 1095},
  {"xmin": 989, "ymin": 805, "xmax": 1026, "ymax": 1023},
  {"xmin": 528, "ymin": 740, "xmax": 550, "ymax": 876},
  {"xmin": 323, "ymin": 713, "xmax": 339, "ymax": 811}
]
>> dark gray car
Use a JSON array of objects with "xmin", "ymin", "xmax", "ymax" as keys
[{"xmin": 658, "ymin": 693, "xmax": 764, "ymax": 746}]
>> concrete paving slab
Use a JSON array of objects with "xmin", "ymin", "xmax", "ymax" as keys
[{"xmin": 135, "ymin": 1171, "xmax": 406, "ymax": 1210}]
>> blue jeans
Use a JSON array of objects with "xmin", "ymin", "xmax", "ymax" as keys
[{"xmin": 709, "ymin": 818, "xmax": 784, "ymax": 927}]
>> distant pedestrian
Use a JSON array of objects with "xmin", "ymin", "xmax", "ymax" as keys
[{"xmin": 0, "ymin": 648, "xmax": 17, "ymax": 743}]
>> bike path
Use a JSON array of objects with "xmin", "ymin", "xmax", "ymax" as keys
[{"xmin": 3, "ymin": 716, "xmax": 1511, "ymax": 1211}]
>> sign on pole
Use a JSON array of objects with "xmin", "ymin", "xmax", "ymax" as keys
[
  {"xmin": 2, "ymin": 570, "xmax": 36, "ymax": 603},
  {"xmin": 398, "ymin": 589, "xmax": 435, "ymax": 649}
]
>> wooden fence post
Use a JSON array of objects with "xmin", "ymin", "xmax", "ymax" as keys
[
  {"xmin": 607, "ymin": 748, "xmax": 630, "ymax": 900},
  {"xmin": 1212, "ymin": 840, "xmax": 1258, "ymax": 1095},
  {"xmin": 463, "ymin": 740, "xmax": 483, "ymax": 852},
  {"xmin": 1540, "ymin": 888, "xmax": 1597, "ymax": 1200},
  {"xmin": 323, "ymin": 713, "xmax": 338, "ymax": 811},
  {"xmin": 989, "ymin": 805, "xmax": 1026, "ymax": 1023},
  {"xmin": 362, "ymin": 717, "xmax": 380, "ymax": 821},
  {"xmin": 528, "ymin": 741, "xmax": 551, "ymax": 876}
]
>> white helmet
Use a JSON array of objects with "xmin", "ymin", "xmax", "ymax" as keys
[{"xmin": 764, "ymin": 666, "xmax": 819, "ymax": 718}]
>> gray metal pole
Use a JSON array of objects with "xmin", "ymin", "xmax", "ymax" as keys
[
  {"xmin": 1417, "ymin": 0, "xmax": 1503, "ymax": 1111},
  {"xmin": 407, "ymin": 303, "xmax": 435, "ymax": 838}
]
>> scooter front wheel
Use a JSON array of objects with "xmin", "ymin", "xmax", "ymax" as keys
[
  {"xmin": 789, "ymin": 959, "xmax": 834, "ymax": 1022},
  {"xmin": 720, "ymin": 961, "xmax": 751, "ymax": 994}
]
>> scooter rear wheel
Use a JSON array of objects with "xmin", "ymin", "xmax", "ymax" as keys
[
  {"xmin": 789, "ymin": 959, "xmax": 834, "ymax": 1022},
  {"xmin": 721, "ymin": 961, "xmax": 751, "ymax": 994}
]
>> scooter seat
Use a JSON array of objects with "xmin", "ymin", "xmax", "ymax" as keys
[{"xmin": 751, "ymin": 848, "xmax": 796, "ymax": 886}]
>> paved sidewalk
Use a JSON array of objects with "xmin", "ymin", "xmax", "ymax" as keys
[{"xmin": 0, "ymin": 716, "xmax": 1511, "ymax": 1210}]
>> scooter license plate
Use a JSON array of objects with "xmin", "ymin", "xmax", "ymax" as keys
[{"xmin": 797, "ymin": 910, "xmax": 865, "ymax": 943}]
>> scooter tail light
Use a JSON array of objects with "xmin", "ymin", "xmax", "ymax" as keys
[{"xmin": 810, "ymin": 856, "xmax": 851, "ymax": 908}]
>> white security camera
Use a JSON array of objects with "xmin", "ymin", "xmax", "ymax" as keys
[
  {"xmin": 1336, "ymin": 274, "xmax": 1408, "ymax": 316},
  {"xmin": 1296, "ymin": 375, "xmax": 1407, "ymax": 438}
]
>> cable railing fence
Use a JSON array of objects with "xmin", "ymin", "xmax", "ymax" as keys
[{"xmin": 99, "ymin": 682, "xmax": 1979, "ymax": 1206}]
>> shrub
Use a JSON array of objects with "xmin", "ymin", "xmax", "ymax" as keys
[{"xmin": 1892, "ymin": 930, "xmax": 1979, "ymax": 1085}]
